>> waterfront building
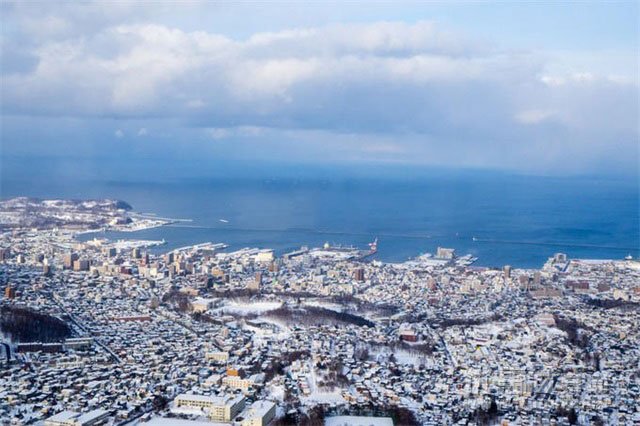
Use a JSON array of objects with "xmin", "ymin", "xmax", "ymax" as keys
[
  {"xmin": 503, "ymin": 265, "xmax": 512, "ymax": 279},
  {"xmin": 436, "ymin": 247, "xmax": 456, "ymax": 260}
]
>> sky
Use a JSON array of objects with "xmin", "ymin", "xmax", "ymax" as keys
[{"xmin": 1, "ymin": 1, "xmax": 638, "ymax": 178}]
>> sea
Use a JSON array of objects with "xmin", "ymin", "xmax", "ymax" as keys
[{"xmin": 1, "ymin": 157, "xmax": 638, "ymax": 268}]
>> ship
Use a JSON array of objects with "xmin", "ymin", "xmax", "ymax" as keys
[
  {"xmin": 368, "ymin": 237, "xmax": 378, "ymax": 253},
  {"xmin": 316, "ymin": 238, "xmax": 378, "ymax": 260},
  {"xmin": 359, "ymin": 237, "xmax": 378, "ymax": 259}
]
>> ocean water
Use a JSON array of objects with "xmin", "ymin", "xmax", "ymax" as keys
[{"xmin": 1, "ymin": 158, "xmax": 638, "ymax": 268}]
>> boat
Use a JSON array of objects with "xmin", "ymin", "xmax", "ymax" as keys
[
  {"xmin": 368, "ymin": 237, "xmax": 378, "ymax": 253},
  {"xmin": 359, "ymin": 238, "xmax": 378, "ymax": 259}
]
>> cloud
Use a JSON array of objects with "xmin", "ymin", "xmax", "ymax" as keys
[
  {"xmin": 137, "ymin": 127, "xmax": 148, "ymax": 136},
  {"xmin": 515, "ymin": 109, "xmax": 555, "ymax": 125},
  {"xmin": 207, "ymin": 126, "xmax": 266, "ymax": 140},
  {"xmin": 114, "ymin": 129, "xmax": 124, "ymax": 138},
  {"xmin": 0, "ymin": 5, "xmax": 637, "ymax": 175}
]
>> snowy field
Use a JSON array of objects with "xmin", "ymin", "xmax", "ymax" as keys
[{"xmin": 212, "ymin": 301, "xmax": 283, "ymax": 316}]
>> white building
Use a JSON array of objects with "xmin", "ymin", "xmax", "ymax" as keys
[
  {"xmin": 205, "ymin": 351, "xmax": 230, "ymax": 363},
  {"xmin": 44, "ymin": 409, "xmax": 110, "ymax": 426},
  {"xmin": 173, "ymin": 393, "xmax": 245, "ymax": 422},
  {"xmin": 240, "ymin": 400, "xmax": 276, "ymax": 426},
  {"xmin": 254, "ymin": 250, "xmax": 275, "ymax": 263}
]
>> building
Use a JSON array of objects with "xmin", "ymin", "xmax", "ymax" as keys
[
  {"xmin": 174, "ymin": 394, "xmax": 245, "ymax": 422},
  {"xmin": 73, "ymin": 259, "xmax": 90, "ymax": 271},
  {"xmin": 222, "ymin": 375, "xmax": 255, "ymax": 390},
  {"xmin": 44, "ymin": 409, "xmax": 109, "ymax": 426},
  {"xmin": 227, "ymin": 367, "xmax": 242, "ymax": 377},
  {"xmin": 145, "ymin": 418, "xmax": 218, "ymax": 426},
  {"xmin": 248, "ymin": 272, "xmax": 262, "ymax": 292},
  {"xmin": 353, "ymin": 268, "xmax": 365, "ymax": 282},
  {"xmin": 535, "ymin": 313, "xmax": 556, "ymax": 327},
  {"xmin": 4, "ymin": 284, "xmax": 16, "ymax": 299},
  {"xmin": 149, "ymin": 296, "xmax": 160, "ymax": 309},
  {"xmin": 240, "ymin": 400, "xmax": 276, "ymax": 426},
  {"xmin": 0, "ymin": 247, "xmax": 10, "ymax": 261},
  {"xmin": 399, "ymin": 326, "xmax": 418, "ymax": 342},
  {"xmin": 503, "ymin": 265, "xmax": 512, "ymax": 280},
  {"xmin": 254, "ymin": 250, "xmax": 274, "ymax": 263},
  {"xmin": 533, "ymin": 271, "xmax": 542, "ymax": 286},
  {"xmin": 554, "ymin": 253, "xmax": 568, "ymax": 263},
  {"xmin": 427, "ymin": 277, "xmax": 437, "ymax": 290},
  {"xmin": 518, "ymin": 275, "xmax": 530, "ymax": 290},
  {"xmin": 63, "ymin": 253, "xmax": 78, "ymax": 269},
  {"xmin": 64, "ymin": 337, "xmax": 94, "ymax": 350},
  {"xmin": 205, "ymin": 351, "xmax": 229, "ymax": 363},
  {"xmin": 436, "ymin": 247, "xmax": 455, "ymax": 260}
]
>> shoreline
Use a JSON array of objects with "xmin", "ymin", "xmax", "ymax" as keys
[{"xmin": 75, "ymin": 225, "xmax": 637, "ymax": 270}]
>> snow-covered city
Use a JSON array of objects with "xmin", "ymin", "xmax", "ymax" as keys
[{"xmin": 1, "ymin": 198, "xmax": 639, "ymax": 425}]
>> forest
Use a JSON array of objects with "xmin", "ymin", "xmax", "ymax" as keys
[{"xmin": 0, "ymin": 305, "xmax": 72, "ymax": 342}]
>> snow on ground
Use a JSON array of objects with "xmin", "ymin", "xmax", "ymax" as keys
[
  {"xmin": 368, "ymin": 345, "xmax": 428, "ymax": 367},
  {"xmin": 244, "ymin": 322, "xmax": 292, "ymax": 344},
  {"xmin": 391, "ymin": 348, "xmax": 427, "ymax": 367},
  {"xmin": 324, "ymin": 415, "xmax": 394, "ymax": 426},
  {"xmin": 300, "ymin": 362, "xmax": 347, "ymax": 406},
  {"xmin": 169, "ymin": 403, "xmax": 209, "ymax": 418},
  {"xmin": 302, "ymin": 299, "xmax": 346, "ymax": 312},
  {"xmin": 301, "ymin": 390, "xmax": 346, "ymax": 405},
  {"xmin": 269, "ymin": 384, "xmax": 286, "ymax": 402},
  {"xmin": 213, "ymin": 301, "xmax": 282, "ymax": 316},
  {"xmin": 143, "ymin": 417, "xmax": 227, "ymax": 426}
]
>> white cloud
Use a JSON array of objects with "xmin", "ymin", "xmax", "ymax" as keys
[
  {"xmin": 114, "ymin": 129, "xmax": 124, "ymax": 138},
  {"xmin": 0, "ymin": 11, "xmax": 637, "ymax": 174},
  {"xmin": 515, "ymin": 109, "xmax": 554, "ymax": 125},
  {"xmin": 207, "ymin": 128, "xmax": 231, "ymax": 140},
  {"xmin": 137, "ymin": 127, "xmax": 148, "ymax": 136},
  {"xmin": 207, "ymin": 126, "xmax": 267, "ymax": 140},
  {"xmin": 362, "ymin": 143, "xmax": 405, "ymax": 154}
]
